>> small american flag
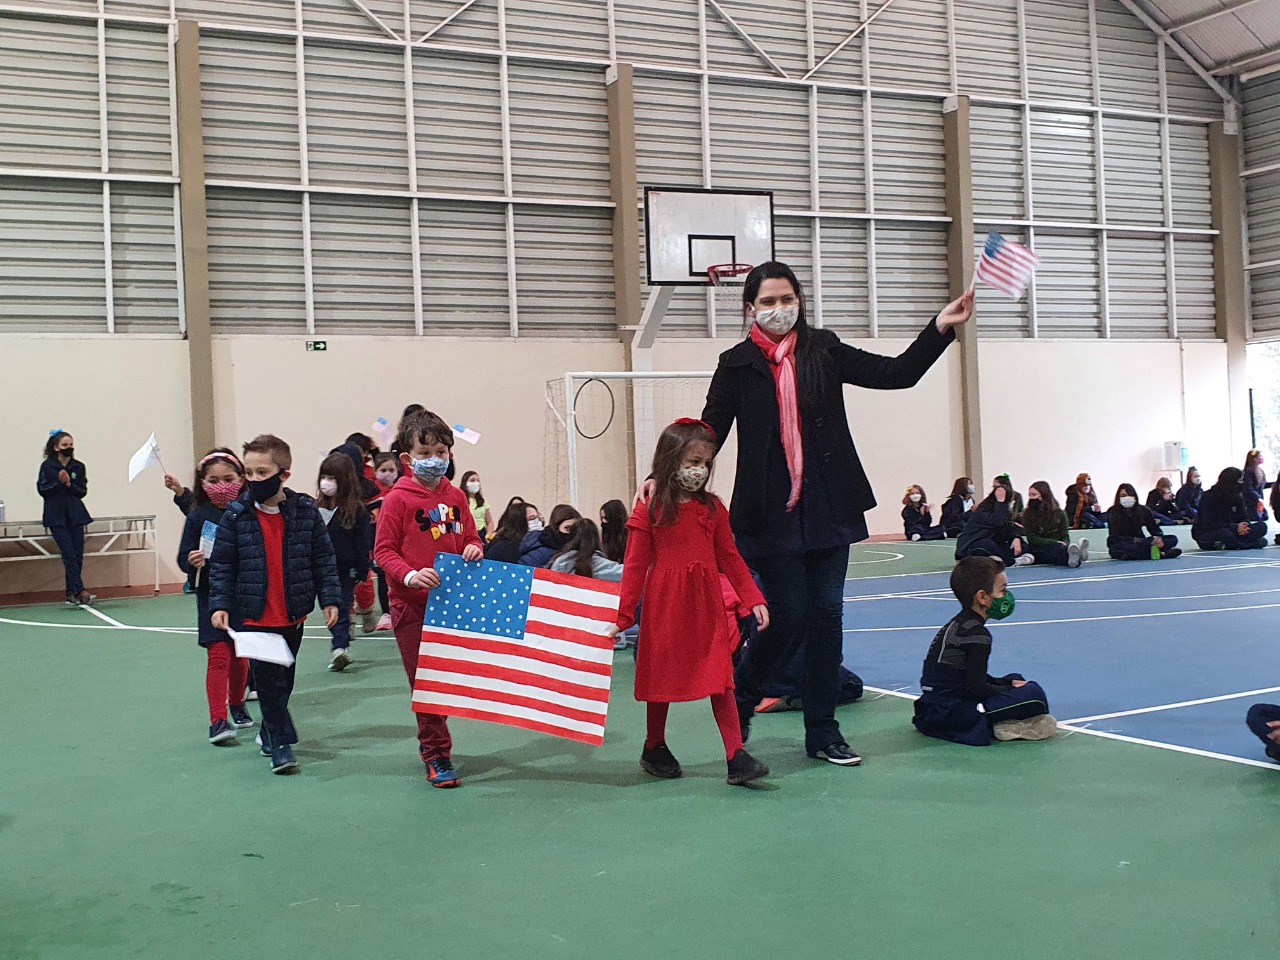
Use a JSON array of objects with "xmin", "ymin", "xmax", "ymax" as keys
[
  {"xmin": 975, "ymin": 231, "xmax": 1040, "ymax": 300},
  {"xmin": 413, "ymin": 554, "xmax": 621, "ymax": 745}
]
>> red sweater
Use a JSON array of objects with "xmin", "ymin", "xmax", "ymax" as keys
[
  {"xmin": 245, "ymin": 508, "xmax": 293, "ymax": 628},
  {"xmin": 374, "ymin": 475, "xmax": 482, "ymax": 606}
]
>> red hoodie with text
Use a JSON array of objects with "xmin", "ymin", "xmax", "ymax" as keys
[{"xmin": 374, "ymin": 474, "xmax": 483, "ymax": 607}]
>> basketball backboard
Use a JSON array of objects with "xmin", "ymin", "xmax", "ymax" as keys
[{"xmin": 643, "ymin": 187, "xmax": 775, "ymax": 286}]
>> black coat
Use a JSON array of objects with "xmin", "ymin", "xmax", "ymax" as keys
[
  {"xmin": 37, "ymin": 457, "xmax": 92, "ymax": 528},
  {"xmin": 324, "ymin": 503, "xmax": 373, "ymax": 581},
  {"xmin": 209, "ymin": 489, "xmax": 342, "ymax": 626},
  {"xmin": 1192, "ymin": 486, "xmax": 1252, "ymax": 545},
  {"xmin": 702, "ymin": 319, "xmax": 955, "ymax": 559}
]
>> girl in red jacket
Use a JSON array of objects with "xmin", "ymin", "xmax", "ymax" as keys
[
  {"xmin": 610, "ymin": 419, "xmax": 771, "ymax": 787},
  {"xmin": 373, "ymin": 410, "xmax": 483, "ymax": 788}
]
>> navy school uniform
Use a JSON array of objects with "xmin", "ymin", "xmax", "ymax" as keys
[
  {"xmin": 37, "ymin": 456, "xmax": 93, "ymax": 596},
  {"xmin": 1175, "ymin": 482, "xmax": 1202, "ymax": 520},
  {"xmin": 954, "ymin": 500, "xmax": 1022, "ymax": 566},
  {"xmin": 940, "ymin": 494, "xmax": 971, "ymax": 538},
  {"xmin": 322, "ymin": 502, "xmax": 373, "ymax": 650},
  {"xmin": 177, "ymin": 502, "xmax": 234, "ymax": 647},
  {"xmin": 1192, "ymin": 487, "xmax": 1267, "ymax": 550},
  {"xmin": 1107, "ymin": 503, "xmax": 1177, "ymax": 560},
  {"xmin": 1245, "ymin": 703, "xmax": 1280, "ymax": 762},
  {"xmin": 902, "ymin": 503, "xmax": 946, "ymax": 541},
  {"xmin": 912, "ymin": 609, "xmax": 1050, "ymax": 746}
]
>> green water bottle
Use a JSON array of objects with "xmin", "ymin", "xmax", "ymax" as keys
[{"xmin": 1150, "ymin": 540, "xmax": 1161, "ymax": 560}]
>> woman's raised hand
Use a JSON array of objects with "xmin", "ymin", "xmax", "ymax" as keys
[{"xmin": 937, "ymin": 290, "xmax": 975, "ymax": 333}]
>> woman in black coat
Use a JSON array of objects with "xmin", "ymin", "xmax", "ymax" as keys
[
  {"xmin": 37, "ymin": 430, "xmax": 94, "ymax": 606},
  {"xmin": 699, "ymin": 261, "xmax": 972, "ymax": 765}
]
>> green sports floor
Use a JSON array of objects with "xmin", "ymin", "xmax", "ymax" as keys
[{"xmin": 4, "ymin": 540, "xmax": 1278, "ymax": 960}]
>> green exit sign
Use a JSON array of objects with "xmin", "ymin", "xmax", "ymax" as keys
[{"xmin": 306, "ymin": 340, "xmax": 327, "ymax": 352}]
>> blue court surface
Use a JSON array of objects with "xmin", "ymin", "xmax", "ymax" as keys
[{"xmin": 842, "ymin": 550, "xmax": 1280, "ymax": 769}]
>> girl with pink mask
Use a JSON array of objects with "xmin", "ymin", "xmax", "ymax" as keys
[{"xmin": 176, "ymin": 448, "xmax": 255, "ymax": 746}]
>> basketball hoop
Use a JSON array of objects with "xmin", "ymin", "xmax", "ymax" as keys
[{"xmin": 707, "ymin": 263, "xmax": 753, "ymax": 318}]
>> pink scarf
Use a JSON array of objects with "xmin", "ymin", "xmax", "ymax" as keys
[{"xmin": 750, "ymin": 324, "xmax": 804, "ymax": 511}]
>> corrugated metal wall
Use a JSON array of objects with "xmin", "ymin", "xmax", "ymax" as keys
[
  {"xmin": 0, "ymin": 0, "xmax": 1231, "ymax": 340},
  {"xmin": 1245, "ymin": 75, "xmax": 1280, "ymax": 338}
]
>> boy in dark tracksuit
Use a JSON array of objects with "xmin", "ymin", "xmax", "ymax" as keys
[
  {"xmin": 1246, "ymin": 703, "xmax": 1280, "ymax": 763},
  {"xmin": 210, "ymin": 435, "xmax": 342, "ymax": 775},
  {"xmin": 913, "ymin": 556, "xmax": 1056, "ymax": 746}
]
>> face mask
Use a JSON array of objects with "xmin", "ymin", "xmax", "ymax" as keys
[
  {"xmin": 204, "ymin": 480, "xmax": 244, "ymax": 509},
  {"xmin": 248, "ymin": 472, "xmax": 283, "ymax": 503},
  {"xmin": 528, "ymin": 518, "xmax": 545, "ymax": 532},
  {"xmin": 909, "ymin": 494, "xmax": 922, "ymax": 503},
  {"xmin": 754, "ymin": 304, "xmax": 799, "ymax": 336},
  {"xmin": 966, "ymin": 485, "xmax": 976, "ymax": 495},
  {"xmin": 675, "ymin": 465, "xmax": 710, "ymax": 492},
  {"xmin": 318, "ymin": 478, "xmax": 338, "ymax": 497},
  {"xmin": 987, "ymin": 590, "xmax": 1016, "ymax": 621},
  {"xmin": 1192, "ymin": 478, "xmax": 1201, "ymax": 486},
  {"xmin": 409, "ymin": 455, "xmax": 449, "ymax": 483},
  {"xmin": 1119, "ymin": 496, "xmax": 1137, "ymax": 509},
  {"xmin": 377, "ymin": 470, "xmax": 398, "ymax": 486},
  {"xmin": 59, "ymin": 447, "xmax": 75, "ymax": 459},
  {"xmin": 465, "ymin": 481, "xmax": 481, "ymax": 495}
]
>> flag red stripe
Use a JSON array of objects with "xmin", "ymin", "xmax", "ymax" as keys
[
  {"xmin": 415, "ymin": 679, "xmax": 606, "ymax": 726},
  {"xmin": 528, "ymin": 592, "xmax": 619, "ymax": 624},
  {"xmin": 534, "ymin": 566, "xmax": 621, "ymax": 596},
  {"xmin": 993, "ymin": 246, "xmax": 1038, "ymax": 267},
  {"xmin": 524, "ymin": 619, "xmax": 615, "ymax": 651},
  {"xmin": 416, "ymin": 657, "xmax": 611, "ymax": 702},
  {"xmin": 421, "ymin": 630, "xmax": 612, "ymax": 676},
  {"xmin": 412, "ymin": 702, "xmax": 604, "ymax": 746},
  {"xmin": 980, "ymin": 256, "xmax": 1027, "ymax": 285}
]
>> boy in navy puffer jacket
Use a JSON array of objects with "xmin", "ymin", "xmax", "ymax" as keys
[{"xmin": 210, "ymin": 434, "xmax": 342, "ymax": 775}]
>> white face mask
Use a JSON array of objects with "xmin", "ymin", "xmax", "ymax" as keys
[
  {"xmin": 909, "ymin": 494, "xmax": 922, "ymax": 503},
  {"xmin": 966, "ymin": 485, "xmax": 976, "ymax": 495},
  {"xmin": 1119, "ymin": 496, "xmax": 1137, "ymax": 509},
  {"xmin": 318, "ymin": 478, "xmax": 338, "ymax": 497},
  {"xmin": 465, "ymin": 481, "xmax": 481, "ymax": 495},
  {"xmin": 754, "ymin": 304, "xmax": 799, "ymax": 336},
  {"xmin": 528, "ymin": 518, "xmax": 545, "ymax": 532},
  {"xmin": 377, "ymin": 470, "xmax": 398, "ymax": 486},
  {"xmin": 675, "ymin": 465, "xmax": 710, "ymax": 492}
]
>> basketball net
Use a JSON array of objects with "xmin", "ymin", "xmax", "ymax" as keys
[{"xmin": 707, "ymin": 262, "xmax": 752, "ymax": 321}]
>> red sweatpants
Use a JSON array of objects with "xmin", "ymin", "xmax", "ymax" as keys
[
  {"xmin": 391, "ymin": 599, "xmax": 452, "ymax": 762},
  {"xmin": 354, "ymin": 572, "xmax": 376, "ymax": 612},
  {"xmin": 205, "ymin": 641, "xmax": 250, "ymax": 725}
]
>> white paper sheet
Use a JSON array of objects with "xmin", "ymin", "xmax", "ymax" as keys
[{"xmin": 228, "ymin": 629, "xmax": 296, "ymax": 666}]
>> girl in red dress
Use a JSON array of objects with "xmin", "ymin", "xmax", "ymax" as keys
[{"xmin": 611, "ymin": 419, "xmax": 772, "ymax": 786}]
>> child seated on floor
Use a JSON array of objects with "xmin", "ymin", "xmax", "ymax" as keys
[{"xmin": 912, "ymin": 556, "xmax": 1057, "ymax": 746}]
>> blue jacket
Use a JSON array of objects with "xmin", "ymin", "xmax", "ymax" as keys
[
  {"xmin": 209, "ymin": 490, "xmax": 342, "ymax": 626},
  {"xmin": 37, "ymin": 457, "xmax": 92, "ymax": 528},
  {"xmin": 519, "ymin": 528, "xmax": 570, "ymax": 568},
  {"xmin": 323, "ymin": 502, "xmax": 373, "ymax": 581},
  {"xmin": 177, "ymin": 502, "xmax": 230, "ymax": 646}
]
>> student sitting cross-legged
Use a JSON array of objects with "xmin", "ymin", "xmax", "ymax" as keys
[{"xmin": 912, "ymin": 556, "xmax": 1057, "ymax": 746}]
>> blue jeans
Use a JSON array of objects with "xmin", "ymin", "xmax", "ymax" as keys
[
  {"xmin": 735, "ymin": 545, "xmax": 849, "ymax": 754},
  {"xmin": 330, "ymin": 572, "xmax": 357, "ymax": 650},
  {"xmin": 48, "ymin": 524, "xmax": 86, "ymax": 595}
]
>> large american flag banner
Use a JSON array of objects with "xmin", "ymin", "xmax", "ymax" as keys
[
  {"xmin": 975, "ymin": 230, "xmax": 1040, "ymax": 300},
  {"xmin": 413, "ymin": 554, "xmax": 621, "ymax": 746}
]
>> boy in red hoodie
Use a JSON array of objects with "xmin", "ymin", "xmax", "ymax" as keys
[{"xmin": 374, "ymin": 409, "xmax": 483, "ymax": 788}]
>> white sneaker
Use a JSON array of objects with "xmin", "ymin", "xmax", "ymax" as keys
[
  {"xmin": 1067, "ymin": 543, "xmax": 1081, "ymax": 568},
  {"xmin": 1079, "ymin": 538, "xmax": 1090, "ymax": 563},
  {"xmin": 375, "ymin": 613, "xmax": 393, "ymax": 632},
  {"xmin": 328, "ymin": 648, "xmax": 352, "ymax": 672},
  {"xmin": 1014, "ymin": 554, "xmax": 1034, "ymax": 566},
  {"xmin": 910, "ymin": 534, "xmax": 921, "ymax": 542},
  {"xmin": 993, "ymin": 714, "xmax": 1058, "ymax": 741}
]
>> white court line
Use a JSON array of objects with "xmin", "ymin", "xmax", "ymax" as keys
[
  {"xmin": 0, "ymin": 614, "xmax": 195, "ymax": 635},
  {"xmin": 857, "ymin": 587, "xmax": 1280, "ymax": 605},
  {"xmin": 1061, "ymin": 686, "xmax": 1280, "ymax": 725},
  {"xmin": 848, "ymin": 550, "xmax": 905, "ymax": 566},
  {"xmin": 79, "ymin": 605, "xmax": 126, "ymax": 628},
  {"xmin": 862, "ymin": 686, "xmax": 1279, "ymax": 771},
  {"xmin": 843, "ymin": 599, "xmax": 1280, "ymax": 632}
]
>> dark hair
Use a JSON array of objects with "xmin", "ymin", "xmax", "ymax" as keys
[
  {"xmin": 1217, "ymin": 466, "xmax": 1244, "ymax": 488},
  {"xmin": 648, "ymin": 420, "xmax": 718, "ymax": 527},
  {"xmin": 373, "ymin": 451, "xmax": 400, "ymax": 474},
  {"xmin": 43, "ymin": 431, "xmax": 72, "ymax": 460},
  {"xmin": 1020, "ymin": 480, "xmax": 1063, "ymax": 541},
  {"xmin": 494, "ymin": 500, "xmax": 530, "ymax": 544},
  {"xmin": 460, "ymin": 470, "xmax": 484, "ymax": 508},
  {"xmin": 902, "ymin": 484, "xmax": 928, "ymax": 508},
  {"xmin": 548, "ymin": 504, "xmax": 582, "ymax": 533},
  {"xmin": 193, "ymin": 447, "xmax": 245, "ymax": 508},
  {"xmin": 949, "ymin": 477, "xmax": 973, "ymax": 499},
  {"xmin": 1027, "ymin": 480, "xmax": 1060, "ymax": 513},
  {"xmin": 396, "ymin": 409, "xmax": 454, "ymax": 457},
  {"xmin": 503, "ymin": 495, "xmax": 525, "ymax": 514},
  {"xmin": 1112, "ymin": 483, "xmax": 1139, "ymax": 509},
  {"xmin": 402, "ymin": 404, "xmax": 425, "ymax": 419},
  {"xmin": 950, "ymin": 556, "xmax": 1003, "ymax": 609},
  {"xmin": 318, "ymin": 452, "xmax": 363, "ymax": 529},
  {"xmin": 552, "ymin": 518, "xmax": 604, "ymax": 579},
  {"xmin": 600, "ymin": 499, "xmax": 629, "ymax": 563},
  {"xmin": 741, "ymin": 261, "xmax": 832, "ymax": 410},
  {"xmin": 243, "ymin": 434, "xmax": 292, "ymax": 471},
  {"xmin": 1155, "ymin": 476, "xmax": 1173, "ymax": 491},
  {"xmin": 345, "ymin": 433, "xmax": 375, "ymax": 456}
]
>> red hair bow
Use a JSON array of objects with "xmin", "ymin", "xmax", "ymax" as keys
[{"xmin": 674, "ymin": 418, "xmax": 717, "ymax": 441}]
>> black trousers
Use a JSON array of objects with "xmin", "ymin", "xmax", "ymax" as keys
[
  {"xmin": 48, "ymin": 524, "xmax": 86, "ymax": 595},
  {"xmin": 251, "ymin": 624, "xmax": 305, "ymax": 748}
]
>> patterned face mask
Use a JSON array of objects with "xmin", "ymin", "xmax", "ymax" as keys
[
  {"xmin": 754, "ymin": 305, "xmax": 799, "ymax": 336},
  {"xmin": 204, "ymin": 480, "xmax": 244, "ymax": 508},
  {"xmin": 675, "ymin": 465, "xmax": 709, "ymax": 492}
]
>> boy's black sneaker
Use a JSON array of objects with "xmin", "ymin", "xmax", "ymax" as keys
[
  {"xmin": 810, "ymin": 741, "xmax": 862, "ymax": 766},
  {"xmin": 229, "ymin": 704, "xmax": 254, "ymax": 728},
  {"xmin": 1162, "ymin": 548, "xmax": 1183, "ymax": 559},
  {"xmin": 726, "ymin": 749, "xmax": 769, "ymax": 786},
  {"xmin": 208, "ymin": 719, "xmax": 237, "ymax": 745},
  {"xmin": 1267, "ymin": 744, "xmax": 1280, "ymax": 764},
  {"xmin": 639, "ymin": 743, "xmax": 682, "ymax": 779},
  {"xmin": 270, "ymin": 744, "xmax": 299, "ymax": 774}
]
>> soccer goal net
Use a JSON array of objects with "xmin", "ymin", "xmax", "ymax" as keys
[{"xmin": 543, "ymin": 372, "xmax": 739, "ymax": 514}]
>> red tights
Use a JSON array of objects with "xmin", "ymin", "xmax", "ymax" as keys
[
  {"xmin": 206, "ymin": 642, "xmax": 250, "ymax": 725},
  {"xmin": 645, "ymin": 692, "xmax": 742, "ymax": 759}
]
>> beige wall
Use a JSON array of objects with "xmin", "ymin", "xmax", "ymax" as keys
[{"xmin": 0, "ymin": 331, "xmax": 1240, "ymax": 596}]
